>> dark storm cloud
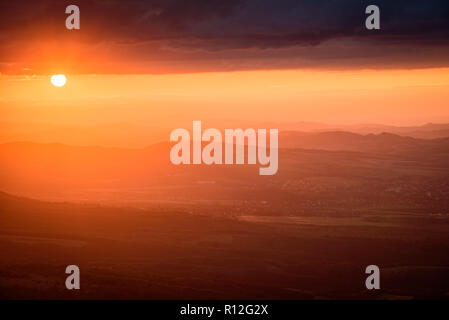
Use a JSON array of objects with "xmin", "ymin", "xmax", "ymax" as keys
[{"xmin": 1, "ymin": 0, "xmax": 449, "ymax": 73}]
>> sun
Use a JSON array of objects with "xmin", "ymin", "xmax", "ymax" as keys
[{"xmin": 51, "ymin": 74, "xmax": 67, "ymax": 87}]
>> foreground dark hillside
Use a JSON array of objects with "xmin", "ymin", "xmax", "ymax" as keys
[{"xmin": 1, "ymin": 192, "xmax": 448, "ymax": 299}]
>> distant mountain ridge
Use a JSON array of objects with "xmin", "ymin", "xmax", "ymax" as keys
[
  {"xmin": 271, "ymin": 122, "xmax": 449, "ymax": 139},
  {"xmin": 279, "ymin": 131, "xmax": 449, "ymax": 154},
  {"xmin": 1, "ymin": 122, "xmax": 449, "ymax": 149},
  {"xmin": 2, "ymin": 130, "xmax": 449, "ymax": 159}
]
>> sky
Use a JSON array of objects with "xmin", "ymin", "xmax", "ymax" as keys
[
  {"xmin": 2, "ymin": 68, "xmax": 449, "ymax": 127},
  {"xmin": 1, "ymin": 0, "xmax": 449, "ymax": 130}
]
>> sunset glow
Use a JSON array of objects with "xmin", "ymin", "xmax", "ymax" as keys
[{"xmin": 1, "ymin": 0, "xmax": 449, "ymax": 302}]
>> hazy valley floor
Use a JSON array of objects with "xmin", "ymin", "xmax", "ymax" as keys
[{"xmin": 1, "ymin": 192, "xmax": 448, "ymax": 299}]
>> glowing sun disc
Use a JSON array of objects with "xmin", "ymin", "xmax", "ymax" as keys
[{"xmin": 51, "ymin": 74, "xmax": 67, "ymax": 87}]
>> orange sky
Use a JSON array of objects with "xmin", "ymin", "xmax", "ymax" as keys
[{"xmin": 1, "ymin": 68, "xmax": 449, "ymax": 129}]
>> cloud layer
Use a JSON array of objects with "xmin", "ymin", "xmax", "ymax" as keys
[{"xmin": 1, "ymin": 0, "xmax": 449, "ymax": 74}]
